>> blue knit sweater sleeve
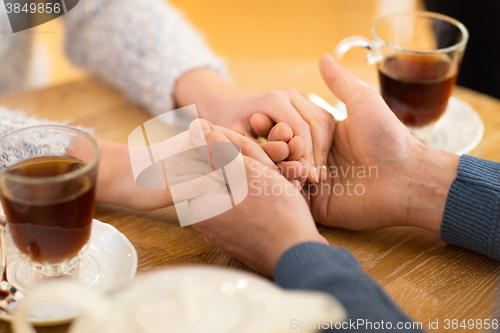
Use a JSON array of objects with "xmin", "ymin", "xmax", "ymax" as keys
[
  {"xmin": 274, "ymin": 243, "xmax": 422, "ymax": 332},
  {"xmin": 440, "ymin": 154, "xmax": 500, "ymax": 261},
  {"xmin": 274, "ymin": 155, "xmax": 500, "ymax": 332}
]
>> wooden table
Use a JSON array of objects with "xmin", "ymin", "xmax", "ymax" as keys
[{"xmin": 0, "ymin": 59, "xmax": 499, "ymax": 332}]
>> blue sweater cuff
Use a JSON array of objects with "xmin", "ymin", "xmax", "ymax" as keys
[
  {"xmin": 274, "ymin": 242, "xmax": 364, "ymax": 289},
  {"xmin": 274, "ymin": 242, "xmax": 421, "ymax": 332},
  {"xmin": 441, "ymin": 155, "xmax": 500, "ymax": 261}
]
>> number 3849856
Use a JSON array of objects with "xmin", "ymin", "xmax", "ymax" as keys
[
  {"xmin": 443, "ymin": 319, "xmax": 498, "ymax": 330},
  {"xmin": 5, "ymin": 2, "xmax": 61, "ymax": 14}
]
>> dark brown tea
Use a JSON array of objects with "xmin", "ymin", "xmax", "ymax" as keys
[
  {"xmin": 379, "ymin": 54, "xmax": 457, "ymax": 127},
  {"xmin": 0, "ymin": 156, "xmax": 95, "ymax": 264}
]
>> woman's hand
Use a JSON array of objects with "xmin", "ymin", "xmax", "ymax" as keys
[
  {"xmin": 174, "ymin": 68, "xmax": 335, "ymax": 184},
  {"xmin": 95, "ymin": 121, "xmax": 306, "ymax": 210},
  {"xmin": 258, "ymin": 122, "xmax": 308, "ymax": 186}
]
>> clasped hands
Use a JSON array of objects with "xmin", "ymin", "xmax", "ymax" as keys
[
  {"xmin": 189, "ymin": 55, "xmax": 460, "ymax": 277},
  {"xmin": 96, "ymin": 55, "xmax": 460, "ymax": 277}
]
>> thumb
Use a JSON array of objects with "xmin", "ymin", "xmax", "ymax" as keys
[{"xmin": 319, "ymin": 54, "xmax": 391, "ymax": 117}]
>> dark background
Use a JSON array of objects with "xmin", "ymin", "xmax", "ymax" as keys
[{"xmin": 425, "ymin": 0, "xmax": 500, "ymax": 99}]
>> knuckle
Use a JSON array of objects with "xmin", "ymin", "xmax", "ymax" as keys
[
  {"xmin": 260, "ymin": 89, "xmax": 289, "ymax": 108},
  {"xmin": 247, "ymin": 142, "xmax": 263, "ymax": 158},
  {"xmin": 240, "ymin": 137, "xmax": 259, "ymax": 155},
  {"xmin": 296, "ymin": 121, "xmax": 311, "ymax": 134},
  {"xmin": 317, "ymin": 144, "xmax": 331, "ymax": 157},
  {"xmin": 261, "ymin": 89, "xmax": 285, "ymax": 103},
  {"xmin": 314, "ymin": 111, "xmax": 330, "ymax": 125}
]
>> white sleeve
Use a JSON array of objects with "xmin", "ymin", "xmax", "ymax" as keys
[
  {"xmin": 63, "ymin": 0, "xmax": 227, "ymax": 116},
  {"xmin": 0, "ymin": 6, "xmax": 32, "ymax": 96}
]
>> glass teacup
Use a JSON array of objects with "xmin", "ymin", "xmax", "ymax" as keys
[
  {"xmin": 334, "ymin": 11, "xmax": 468, "ymax": 143},
  {"xmin": 0, "ymin": 125, "xmax": 100, "ymax": 289}
]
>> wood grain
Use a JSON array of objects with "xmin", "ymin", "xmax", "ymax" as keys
[{"xmin": 0, "ymin": 59, "xmax": 498, "ymax": 333}]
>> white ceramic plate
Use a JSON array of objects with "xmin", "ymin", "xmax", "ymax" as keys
[
  {"xmin": 12, "ymin": 266, "xmax": 346, "ymax": 333},
  {"xmin": 426, "ymin": 97, "xmax": 484, "ymax": 155},
  {"xmin": 70, "ymin": 267, "xmax": 346, "ymax": 333},
  {"xmin": 334, "ymin": 96, "xmax": 484, "ymax": 155},
  {"xmin": 0, "ymin": 219, "xmax": 137, "ymax": 325}
]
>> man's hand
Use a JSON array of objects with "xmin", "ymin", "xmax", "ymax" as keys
[
  {"xmin": 309, "ymin": 55, "xmax": 460, "ymax": 232},
  {"xmin": 187, "ymin": 120, "xmax": 327, "ymax": 276}
]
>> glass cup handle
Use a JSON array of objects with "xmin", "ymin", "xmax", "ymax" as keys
[
  {"xmin": 12, "ymin": 281, "xmax": 110, "ymax": 333},
  {"xmin": 0, "ymin": 204, "xmax": 6, "ymax": 275},
  {"xmin": 0, "ymin": 203, "xmax": 5, "ymax": 225},
  {"xmin": 333, "ymin": 36, "xmax": 382, "ymax": 65}
]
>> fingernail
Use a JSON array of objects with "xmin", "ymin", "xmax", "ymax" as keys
[
  {"xmin": 311, "ymin": 166, "xmax": 319, "ymax": 183},
  {"xmin": 190, "ymin": 119, "xmax": 213, "ymax": 142},
  {"xmin": 200, "ymin": 119, "xmax": 213, "ymax": 140},
  {"xmin": 319, "ymin": 165, "xmax": 327, "ymax": 182}
]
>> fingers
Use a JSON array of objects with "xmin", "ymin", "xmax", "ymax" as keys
[
  {"xmin": 259, "ymin": 139, "xmax": 306, "ymax": 182},
  {"xmin": 274, "ymin": 109, "xmax": 318, "ymax": 183},
  {"xmin": 260, "ymin": 141, "xmax": 290, "ymax": 162},
  {"xmin": 217, "ymin": 126, "xmax": 276, "ymax": 168},
  {"xmin": 297, "ymin": 157, "xmax": 308, "ymax": 185},
  {"xmin": 188, "ymin": 119, "xmax": 276, "ymax": 169},
  {"xmin": 250, "ymin": 113, "xmax": 274, "ymax": 138},
  {"xmin": 287, "ymin": 93, "xmax": 334, "ymax": 180},
  {"xmin": 230, "ymin": 126, "xmax": 261, "ymax": 144},
  {"xmin": 262, "ymin": 122, "xmax": 307, "ymax": 182},
  {"xmin": 251, "ymin": 93, "xmax": 319, "ymax": 183},
  {"xmin": 267, "ymin": 122, "xmax": 293, "ymax": 142},
  {"xmin": 286, "ymin": 136, "xmax": 305, "ymax": 161},
  {"xmin": 230, "ymin": 127, "xmax": 246, "ymax": 136},
  {"xmin": 319, "ymin": 54, "xmax": 366, "ymax": 108},
  {"xmin": 168, "ymin": 172, "xmax": 226, "ymax": 203},
  {"xmin": 277, "ymin": 160, "xmax": 307, "ymax": 184},
  {"xmin": 290, "ymin": 179, "xmax": 301, "ymax": 190},
  {"xmin": 266, "ymin": 121, "xmax": 304, "ymax": 161},
  {"xmin": 256, "ymin": 120, "xmax": 305, "ymax": 162},
  {"xmin": 188, "ymin": 119, "xmax": 308, "ymax": 185},
  {"xmin": 252, "ymin": 89, "xmax": 335, "ymax": 183}
]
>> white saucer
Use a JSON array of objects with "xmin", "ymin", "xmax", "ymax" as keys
[
  {"xmin": 11, "ymin": 266, "xmax": 345, "ymax": 333},
  {"xmin": 334, "ymin": 96, "xmax": 484, "ymax": 155},
  {"xmin": 426, "ymin": 97, "xmax": 484, "ymax": 155},
  {"xmin": 72, "ymin": 267, "xmax": 346, "ymax": 333},
  {"xmin": 0, "ymin": 219, "xmax": 137, "ymax": 325}
]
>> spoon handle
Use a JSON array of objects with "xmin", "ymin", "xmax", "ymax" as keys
[
  {"xmin": 308, "ymin": 94, "xmax": 347, "ymax": 121},
  {"xmin": 0, "ymin": 205, "xmax": 7, "ymax": 282}
]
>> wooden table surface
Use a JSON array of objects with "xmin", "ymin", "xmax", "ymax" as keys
[{"xmin": 0, "ymin": 59, "xmax": 499, "ymax": 332}]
